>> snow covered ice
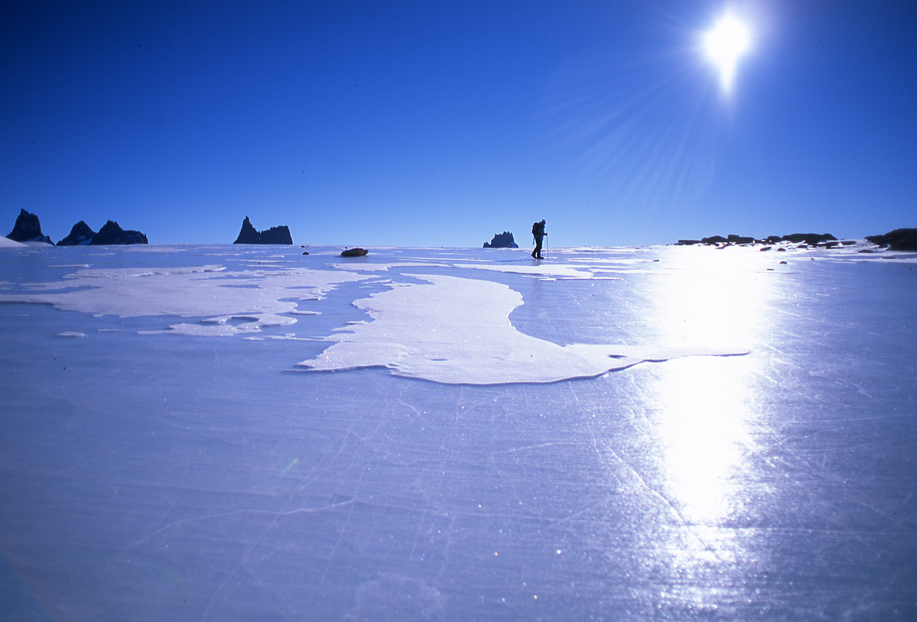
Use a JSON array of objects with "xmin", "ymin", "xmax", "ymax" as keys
[{"xmin": 1, "ymin": 242, "xmax": 916, "ymax": 620}]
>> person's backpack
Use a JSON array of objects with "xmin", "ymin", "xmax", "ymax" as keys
[{"xmin": 532, "ymin": 222, "xmax": 541, "ymax": 236}]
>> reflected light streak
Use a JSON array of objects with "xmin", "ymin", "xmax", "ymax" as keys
[
  {"xmin": 650, "ymin": 246, "xmax": 775, "ymax": 550},
  {"xmin": 655, "ymin": 357, "xmax": 754, "ymax": 525},
  {"xmin": 654, "ymin": 246, "xmax": 773, "ymax": 352}
]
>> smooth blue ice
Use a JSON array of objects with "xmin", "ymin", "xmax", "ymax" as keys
[{"xmin": 1, "ymin": 242, "xmax": 916, "ymax": 620}]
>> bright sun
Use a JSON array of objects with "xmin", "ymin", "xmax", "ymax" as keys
[{"xmin": 703, "ymin": 13, "xmax": 752, "ymax": 93}]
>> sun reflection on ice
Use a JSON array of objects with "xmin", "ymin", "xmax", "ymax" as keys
[
  {"xmin": 649, "ymin": 355, "xmax": 767, "ymax": 608},
  {"xmin": 655, "ymin": 357, "xmax": 754, "ymax": 524},
  {"xmin": 645, "ymin": 246, "xmax": 777, "ymax": 599},
  {"xmin": 653, "ymin": 246, "xmax": 774, "ymax": 351}
]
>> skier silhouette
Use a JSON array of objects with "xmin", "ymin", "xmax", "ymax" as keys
[{"xmin": 531, "ymin": 220, "xmax": 546, "ymax": 259}]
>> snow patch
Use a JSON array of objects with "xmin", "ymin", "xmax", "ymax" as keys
[
  {"xmin": 294, "ymin": 274, "xmax": 746, "ymax": 385},
  {"xmin": 0, "ymin": 265, "xmax": 369, "ymax": 335},
  {"xmin": 144, "ymin": 313, "xmax": 298, "ymax": 337},
  {"xmin": 455, "ymin": 263, "xmax": 596, "ymax": 279},
  {"xmin": 0, "ymin": 236, "xmax": 24, "ymax": 248},
  {"xmin": 330, "ymin": 262, "xmax": 448, "ymax": 272}
]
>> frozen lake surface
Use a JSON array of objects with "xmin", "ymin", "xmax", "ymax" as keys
[{"xmin": 1, "ymin": 242, "xmax": 915, "ymax": 620}]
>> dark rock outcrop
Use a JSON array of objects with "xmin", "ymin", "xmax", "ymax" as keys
[
  {"xmin": 57, "ymin": 221, "xmax": 96, "ymax": 246},
  {"xmin": 233, "ymin": 216, "xmax": 293, "ymax": 245},
  {"xmin": 340, "ymin": 247, "xmax": 368, "ymax": 257},
  {"xmin": 781, "ymin": 233, "xmax": 837, "ymax": 245},
  {"xmin": 701, "ymin": 235, "xmax": 728, "ymax": 245},
  {"xmin": 678, "ymin": 232, "xmax": 839, "ymax": 248},
  {"xmin": 6, "ymin": 209, "xmax": 53, "ymax": 244},
  {"xmin": 483, "ymin": 231, "xmax": 518, "ymax": 248},
  {"xmin": 90, "ymin": 220, "xmax": 148, "ymax": 245},
  {"xmin": 865, "ymin": 228, "xmax": 917, "ymax": 251},
  {"xmin": 234, "ymin": 216, "xmax": 259, "ymax": 243}
]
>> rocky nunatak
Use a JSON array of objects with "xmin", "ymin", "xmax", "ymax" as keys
[
  {"xmin": 89, "ymin": 220, "xmax": 148, "ymax": 245},
  {"xmin": 483, "ymin": 231, "xmax": 518, "ymax": 248},
  {"xmin": 6, "ymin": 210, "xmax": 148, "ymax": 245},
  {"xmin": 865, "ymin": 228, "xmax": 917, "ymax": 252},
  {"xmin": 6, "ymin": 209, "xmax": 53, "ymax": 244},
  {"xmin": 57, "ymin": 220, "xmax": 147, "ymax": 245},
  {"xmin": 233, "ymin": 216, "xmax": 293, "ymax": 244},
  {"xmin": 57, "ymin": 221, "xmax": 96, "ymax": 246}
]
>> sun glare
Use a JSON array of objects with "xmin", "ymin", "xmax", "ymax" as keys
[{"xmin": 703, "ymin": 13, "xmax": 752, "ymax": 93}]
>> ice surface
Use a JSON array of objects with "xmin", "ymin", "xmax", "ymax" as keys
[{"xmin": 1, "ymin": 242, "xmax": 916, "ymax": 621}]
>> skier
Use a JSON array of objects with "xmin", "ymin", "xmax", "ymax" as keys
[{"xmin": 531, "ymin": 219, "xmax": 546, "ymax": 259}]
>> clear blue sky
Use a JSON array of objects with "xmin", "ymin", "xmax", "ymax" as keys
[{"xmin": 2, "ymin": 1, "xmax": 915, "ymax": 247}]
